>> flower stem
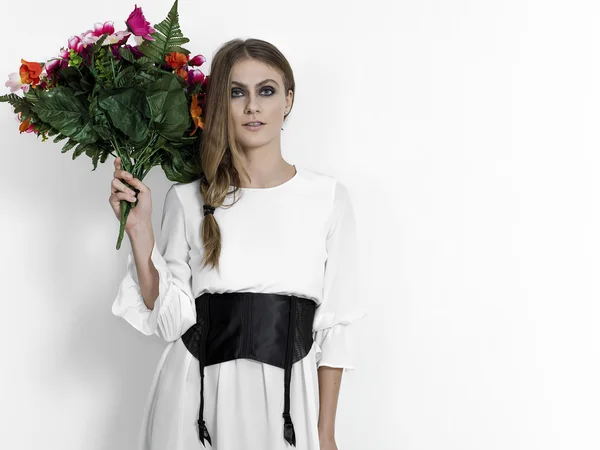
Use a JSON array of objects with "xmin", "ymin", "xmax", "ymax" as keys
[{"xmin": 116, "ymin": 199, "xmax": 132, "ymax": 250}]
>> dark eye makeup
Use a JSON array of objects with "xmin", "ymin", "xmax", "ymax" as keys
[{"xmin": 231, "ymin": 87, "xmax": 275, "ymax": 97}]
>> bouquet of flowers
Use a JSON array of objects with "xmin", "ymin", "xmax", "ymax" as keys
[{"xmin": 0, "ymin": 0, "xmax": 209, "ymax": 249}]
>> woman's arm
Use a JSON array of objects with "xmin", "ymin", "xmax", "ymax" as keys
[
  {"xmin": 112, "ymin": 184, "xmax": 197, "ymax": 342},
  {"xmin": 318, "ymin": 366, "xmax": 343, "ymax": 440},
  {"xmin": 313, "ymin": 180, "xmax": 368, "ymax": 446}
]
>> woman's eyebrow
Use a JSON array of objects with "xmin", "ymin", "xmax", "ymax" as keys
[{"xmin": 231, "ymin": 79, "xmax": 280, "ymax": 88}]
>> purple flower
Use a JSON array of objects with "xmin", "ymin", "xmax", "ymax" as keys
[
  {"xmin": 126, "ymin": 5, "xmax": 156, "ymax": 41},
  {"xmin": 109, "ymin": 46, "xmax": 121, "ymax": 59},
  {"xmin": 123, "ymin": 44, "xmax": 144, "ymax": 59},
  {"xmin": 187, "ymin": 68, "xmax": 206, "ymax": 86},
  {"xmin": 44, "ymin": 58, "xmax": 63, "ymax": 76}
]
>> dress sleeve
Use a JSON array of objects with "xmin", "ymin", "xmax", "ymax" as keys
[
  {"xmin": 111, "ymin": 184, "xmax": 196, "ymax": 343},
  {"xmin": 312, "ymin": 180, "xmax": 368, "ymax": 371}
]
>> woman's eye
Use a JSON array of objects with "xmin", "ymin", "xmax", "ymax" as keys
[{"xmin": 231, "ymin": 87, "xmax": 275, "ymax": 97}]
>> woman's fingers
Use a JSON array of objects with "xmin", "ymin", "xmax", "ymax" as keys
[
  {"xmin": 112, "ymin": 158, "xmax": 150, "ymax": 194},
  {"xmin": 112, "ymin": 177, "xmax": 137, "ymax": 196},
  {"xmin": 113, "ymin": 158, "xmax": 134, "ymax": 184},
  {"xmin": 113, "ymin": 168, "xmax": 133, "ymax": 182},
  {"xmin": 112, "ymin": 189, "xmax": 137, "ymax": 203}
]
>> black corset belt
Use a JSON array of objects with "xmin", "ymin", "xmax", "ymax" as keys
[{"xmin": 181, "ymin": 291, "xmax": 318, "ymax": 447}]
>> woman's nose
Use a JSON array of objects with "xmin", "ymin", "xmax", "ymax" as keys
[{"xmin": 245, "ymin": 94, "xmax": 261, "ymax": 113}]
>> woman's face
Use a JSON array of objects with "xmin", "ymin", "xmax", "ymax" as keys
[{"xmin": 229, "ymin": 58, "xmax": 293, "ymax": 150}]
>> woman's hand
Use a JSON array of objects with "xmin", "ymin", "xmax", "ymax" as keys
[
  {"xmin": 108, "ymin": 156, "xmax": 153, "ymax": 234},
  {"xmin": 319, "ymin": 435, "xmax": 338, "ymax": 450}
]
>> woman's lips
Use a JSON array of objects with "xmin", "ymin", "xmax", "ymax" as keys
[{"xmin": 243, "ymin": 123, "xmax": 265, "ymax": 131}]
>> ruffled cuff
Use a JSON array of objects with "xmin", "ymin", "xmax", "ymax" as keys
[
  {"xmin": 111, "ymin": 240, "xmax": 187, "ymax": 341},
  {"xmin": 313, "ymin": 322, "xmax": 358, "ymax": 371}
]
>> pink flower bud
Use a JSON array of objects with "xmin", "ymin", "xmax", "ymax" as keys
[{"xmin": 188, "ymin": 54, "xmax": 206, "ymax": 67}]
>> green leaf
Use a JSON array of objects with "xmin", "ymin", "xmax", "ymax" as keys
[
  {"xmin": 98, "ymin": 87, "xmax": 149, "ymax": 142},
  {"xmin": 57, "ymin": 66, "xmax": 95, "ymax": 95},
  {"xmin": 118, "ymin": 46, "xmax": 137, "ymax": 64},
  {"xmin": 160, "ymin": 142, "xmax": 202, "ymax": 183},
  {"xmin": 53, "ymin": 133, "xmax": 68, "ymax": 143},
  {"xmin": 72, "ymin": 121, "xmax": 100, "ymax": 142},
  {"xmin": 61, "ymin": 138, "xmax": 78, "ymax": 153},
  {"xmin": 114, "ymin": 65, "xmax": 137, "ymax": 88},
  {"xmin": 89, "ymin": 85, "xmax": 115, "ymax": 140},
  {"xmin": 145, "ymin": 73, "xmax": 189, "ymax": 140},
  {"xmin": 133, "ymin": 69, "xmax": 160, "ymax": 88},
  {"xmin": 135, "ymin": 56, "xmax": 156, "ymax": 65},
  {"xmin": 30, "ymin": 86, "xmax": 99, "ymax": 144},
  {"xmin": 73, "ymin": 142, "xmax": 92, "ymax": 159},
  {"xmin": 99, "ymin": 150, "xmax": 110, "ymax": 165},
  {"xmin": 90, "ymin": 34, "xmax": 109, "ymax": 54},
  {"xmin": 0, "ymin": 93, "xmax": 33, "ymax": 115},
  {"xmin": 137, "ymin": 0, "xmax": 190, "ymax": 64}
]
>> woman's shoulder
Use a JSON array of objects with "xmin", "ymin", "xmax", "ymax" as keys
[
  {"xmin": 297, "ymin": 166, "xmax": 350, "ymax": 202},
  {"xmin": 167, "ymin": 179, "xmax": 204, "ymax": 210},
  {"xmin": 296, "ymin": 166, "xmax": 341, "ymax": 190}
]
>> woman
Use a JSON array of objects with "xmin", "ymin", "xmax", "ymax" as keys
[{"xmin": 109, "ymin": 37, "xmax": 367, "ymax": 450}]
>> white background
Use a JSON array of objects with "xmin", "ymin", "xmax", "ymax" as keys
[{"xmin": 0, "ymin": 0, "xmax": 598, "ymax": 449}]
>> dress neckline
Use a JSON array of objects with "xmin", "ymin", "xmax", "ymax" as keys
[{"xmin": 232, "ymin": 165, "xmax": 300, "ymax": 192}]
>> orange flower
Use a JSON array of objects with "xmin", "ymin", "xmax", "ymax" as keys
[
  {"xmin": 165, "ymin": 52, "xmax": 188, "ymax": 69},
  {"xmin": 176, "ymin": 67, "xmax": 188, "ymax": 82},
  {"xmin": 18, "ymin": 117, "xmax": 33, "ymax": 133},
  {"xmin": 190, "ymin": 94, "xmax": 204, "ymax": 136},
  {"xmin": 19, "ymin": 59, "xmax": 42, "ymax": 86}
]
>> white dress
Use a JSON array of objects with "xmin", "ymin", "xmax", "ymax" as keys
[{"xmin": 112, "ymin": 166, "xmax": 368, "ymax": 450}]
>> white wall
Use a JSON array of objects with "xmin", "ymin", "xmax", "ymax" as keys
[{"xmin": 0, "ymin": 0, "xmax": 598, "ymax": 449}]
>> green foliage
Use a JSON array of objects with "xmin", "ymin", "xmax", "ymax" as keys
[
  {"xmin": 138, "ymin": 0, "xmax": 190, "ymax": 63},
  {"xmin": 60, "ymin": 138, "xmax": 78, "ymax": 153},
  {"xmin": 53, "ymin": 133, "xmax": 68, "ymax": 143},
  {"xmin": 161, "ymin": 140, "xmax": 202, "ymax": 183},
  {"xmin": 57, "ymin": 66, "xmax": 95, "ymax": 95},
  {"xmin": 93, "ymin": 47, "xmax": 118, "ymax": 87},
  {"xmin": 0, "ymin": 93, "xmax": 31, "ymax": 114},
  {"xmin": 68, "ymin": 49, "xmax": 83, "ymax": 67},
  {"xmin": 27, "ymin": 86, "xmax": 99, "ymax": 144},
  {"xmin": 145, "ymin": 73, "xmax": 189, "ymax": 140},
  {"xmin": 98, "ymin": 87, "xmax": 150, "ymax": 142},
  {"xmin": 89, "ymin": 93, "xmax": 114, "ymax": 140}
]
